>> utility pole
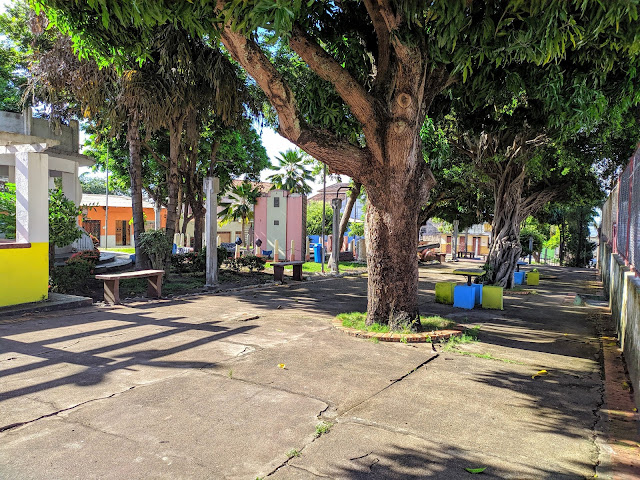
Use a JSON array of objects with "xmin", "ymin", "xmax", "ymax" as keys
[
  {"xmin": 105, "ymin": 146, "xmax": 109, "ymax": 250},
  {"xmin": 321, "ymin": 164, "xmax": 327, "ymax": 273},
  {"xmin": 453, "ymin": 220, "xmax": 459, "ymax": 262},
  {"xmin": 204, "ymin": 177, "xmax": 219, "ymax": 287},
  {"xmin": 331, "ymin": 196, "xmax": 343, "ymax": 274}
]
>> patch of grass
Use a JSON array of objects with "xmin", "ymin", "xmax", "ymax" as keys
[
  {"xmin": 337, "ymin": 312, "xmax": 455, "ymax": 334},
  {"xmin": 286, "ymin": 449, "xmax": 301, "ymax": 458},
  {"xmin": 281, "ymin": 261, "xmax": 364, "ymax": 273},
  {"xmin": 102, "ymin": 247, "xmax": 136, "ymax": 254},
  {"xmin": 454, "ymin": 350, "xmax": 524, "ymax": 364},
  {"xmin": 443, "ymin": 326, "xmax": 481, "ymax": 351},
  {"xmin": 314, "ymin": 421, "xmax": 333, "ymax": 437},
  {"xmin": 117, "ymin": 274, "xmax": 206, "ymax": 298},
  {"xmin": 228, "ymin": 370, "xmax": 233, "ymax": 379},
  {"xmin": 369, "ymin": 337, "xmax": 380, "ymax": 344}
]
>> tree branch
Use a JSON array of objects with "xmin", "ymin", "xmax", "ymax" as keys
[
  {"xmin": 218, "ymin": 20, "xmax": 369, "ymax": 178},
  {"xmin": 363, "ymin": 0, "xmax": 390, "ymax": 87},
  {"xmin": 519, "ymin": 188, "xmax": 559, "ymax": 221},
  {"xmin": 288, "ymin": 24, "xmax": 384, "ymax": 162},
  {"xmin": 142, "ymin": 140, "xmax": 168, "ymax": 168}
]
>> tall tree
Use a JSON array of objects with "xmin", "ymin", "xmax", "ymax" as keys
[
  {"xmin": 219, "ymin": 181, "xmax": 262, "ymax": 250},
  {"xmin": 268, "ymin": 149, "xmax": 314, "ymax": 195},
  {"xmin": 35, "ymin": 0, "xmax": 640, "ymax": 329}
]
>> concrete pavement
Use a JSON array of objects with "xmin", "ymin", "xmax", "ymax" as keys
[{"xmin": 1, "ymin": 263, "xmax": 637, "ymax": 479}]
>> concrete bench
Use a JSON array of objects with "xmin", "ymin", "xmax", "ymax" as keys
[
  {"xmin": 95, "ymin": 269, "xmax": 164, "ymax": 304},
  {"xmin": 270, "ymin": 261, "xmax": 305, "ymax": 282}
]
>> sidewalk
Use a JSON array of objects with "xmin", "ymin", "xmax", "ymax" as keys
[{"xmin": 0, "ymin": 264, "xmax": 637, "ymax": 479}]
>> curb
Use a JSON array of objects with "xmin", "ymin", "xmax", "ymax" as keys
[{"xmin": 331, "ymin": 319, "xmax": 465, "ymax": 343}]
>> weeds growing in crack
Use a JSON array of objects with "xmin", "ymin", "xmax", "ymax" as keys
[
  {"xmin": 286, "ymin": 449, "xmax": 301, "ymax": 458},
  {"xmin": 314, "ymin": 421, "xmax": 333, "ymax": 438}
]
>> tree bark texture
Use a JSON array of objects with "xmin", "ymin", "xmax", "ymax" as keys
[
  {"xmin": 219, "ymin": 5, "xmax": 449, "ymax": 328},
  {"xmin": 127, "ymin": 114, "xmax": 151, "ymax": 270},
  {"xmin": 165, "ymin": 116, "xmax": 183, "ymax": 251}
]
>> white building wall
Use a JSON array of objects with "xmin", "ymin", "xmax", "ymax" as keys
[{"xmin": 266, "ymin": 190, "xmax": 287, "ymax": 259}]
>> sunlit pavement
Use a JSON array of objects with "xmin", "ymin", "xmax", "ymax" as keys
[{"xmin": 1, "ymin": 263, "xmax": 637, "ymax": 479}]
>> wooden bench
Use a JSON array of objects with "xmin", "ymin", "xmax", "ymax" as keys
[
  {"xmin": 270, "ymin": 261, "xmax": 305, "ymax": 282},
  {"xmin": 95, "ymin": 270, "xmax": 164, "ymax": 305}
]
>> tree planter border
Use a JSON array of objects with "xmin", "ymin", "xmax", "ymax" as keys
[{"xmin": 331, "ymin": 319, "xmax": 464, "ymax": 343}]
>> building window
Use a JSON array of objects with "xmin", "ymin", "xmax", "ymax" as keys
[
  {"xmin": 274, "ymin": 220, "xmax": 279, "ymax": 225},
  {"xmin": 274, "ymin": 197, "xmax": 280, "ymax": 207}
]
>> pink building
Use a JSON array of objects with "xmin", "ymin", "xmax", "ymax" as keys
[{"xmin": 253, "ymin": 189, "xmax": 307, "ymax": 261}]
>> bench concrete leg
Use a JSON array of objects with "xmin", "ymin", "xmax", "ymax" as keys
[
  {"xmin": 103, "ymin": 279, "xmax": 120, "ymax": 305},
  {"xmin": 292, "ymin": 265, "xmax": 303, "ymax": 281},
  {"xmin": 273, "ymin": 265, "xmax": 284, "ymax": 282},
  {"xmin": 147, "ymin": 274, "xmax": 163, "ymax": 298}
]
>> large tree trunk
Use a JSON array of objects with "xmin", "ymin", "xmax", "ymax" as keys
[
  {"xmin": 127, "ymin": 114, "xmax": 151, "ymax": 269},
  {"xmin": 193, "ymin": 206, "xmax": 205, "ymax": 252},
  {"xmin": 366, "ymin": 166, "xmax": 428, "ymax": 330},
  {"xmin": 486, "ymin": 163, "xmax": 526, "ymax": 288},
  {"xmin": 220, "ymin": 11, "xmax": 448, "ymax": 329}
]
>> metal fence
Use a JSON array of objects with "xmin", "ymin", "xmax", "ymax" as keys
[{"xmin": 601, "ymin": 145, "xmax": 640, "ymax": 274}]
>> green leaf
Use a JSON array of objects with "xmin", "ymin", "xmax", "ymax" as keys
[{"xmin": 465, "ymin": 467, "xmax": 487, "ymax": 474}]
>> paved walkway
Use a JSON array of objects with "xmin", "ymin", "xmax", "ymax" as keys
[{"xmin": 0, "ymin": 263, "xmax": 637, "ymax": 479}]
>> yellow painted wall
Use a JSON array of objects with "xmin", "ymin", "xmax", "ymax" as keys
[{"xmin": 0, "ymin": 243, "xmax": 49, "ymax": 307}]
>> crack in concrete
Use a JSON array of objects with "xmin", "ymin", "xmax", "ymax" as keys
[
  {"xmin": 0, "ymin": 386, "xmax": 136, "ymax": 433},
  {"xmin": 339, "ymin": 354, "xmax": 439, "ymax": 418}
]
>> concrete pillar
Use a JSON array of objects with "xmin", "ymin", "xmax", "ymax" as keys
[
  {"xmin": 274, "ymin": 239, "xmax": 279, "ymax": 262},
  {"xmin": 204, "ymin": 177, "xmax": 219, "ymax": 287},
  {"xmin": 15, "ymin": 152, "xmax": 48, "ymax": 245},
  {"xmin": 357, "ymin": 238, "xmax": 366, "ymax": 262},
  {"xmin": 154, "ymin": 203, "xmax": 160, "ymax": 230}
]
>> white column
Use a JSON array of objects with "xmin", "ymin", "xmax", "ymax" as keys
[
  {"xmin": 204, "ymin": 177, "xmax": 219, "ymax": 286},
  {"xmin": 14, "ymin": 152, "xmax": 49, "ymax": 244}
]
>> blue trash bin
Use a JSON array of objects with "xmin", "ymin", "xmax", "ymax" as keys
[
  {"xmin": 513, "ymin": 271, "xmax": 525, "ymax": 285},
  {"xmin": 314, "ymin": 244, "xmax": 323, "ymax": 263}
]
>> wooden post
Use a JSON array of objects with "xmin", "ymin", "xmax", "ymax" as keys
[{"xmin": 290, "ymin": 240, "xmax": 295, "ymax": 261}]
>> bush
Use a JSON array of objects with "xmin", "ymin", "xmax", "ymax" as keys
[
  {"xmin": 171, "ymin": 253, "xmax": 191, "ymax": 274},
  {"xmin": 171, "ymin": 246, "xmax": 228, "ymax": 274},
  {"xmin": 68, "ymin": 249, "xmax": 100, "ymax": 266},
  {"xmin": 139, "ymin": 230, "xmax": 172, "ymax": 270},
  {"xmin": 50, "ymin": 260, "xmax": 93, "ymax": 294},
  {"xmin": 225, "ymin": 255, "xmax": 266, "ymax": 273}
]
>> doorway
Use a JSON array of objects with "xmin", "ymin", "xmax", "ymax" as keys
[
  {"xmin": 83, "ymin": 219, "xmax": 101, "ymax": 242},
  {"xmin": 115, "ymin": 220, "xmax": 131, "ymax": 246}
]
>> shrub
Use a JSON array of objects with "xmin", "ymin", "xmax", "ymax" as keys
[
  {"xmin": 243, "ymin": 255, "xmax": 266, "ymax": 272},
  {"xmin": 139, "ymin": 230, "xmax": 172, "ymax": 270},
  {"xmin": 50, "ymin": 260, "xmax": 93, "ymax": 294},
  {"xmin": 171, "ymin": 246, "xmax": 228, "ymax": 274},
  {"xmin": 88, "ymin": 233, "xmax": 100, "ymax": 248},
  {"xmin": 225, "ymin": 255, "xmax": 266, "ymax": 273},
  {"xmin": 171, "ymin": 253, "xmax": 191, "ymax": 274},
  {"xmin": 68, "ymin": 249, "xmax": 100, "ymax": 266}
]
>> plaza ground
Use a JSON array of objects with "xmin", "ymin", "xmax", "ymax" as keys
[{"xmin": 0, "ymin": 262, "xmax": 638, "ymax": 479}]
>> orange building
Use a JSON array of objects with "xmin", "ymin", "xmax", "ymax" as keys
[{"xmin": 79, "ymin": 194, "xmax": 167, "ymax": 248}]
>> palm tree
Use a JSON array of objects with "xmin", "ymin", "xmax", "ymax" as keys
[
  {"xmin": 268, "ymin": 149, "xmax": 315, "ymax": 194},
  {"xmin": 219, "ymin": 181, "xmax": 262, "ymax": 251}
]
